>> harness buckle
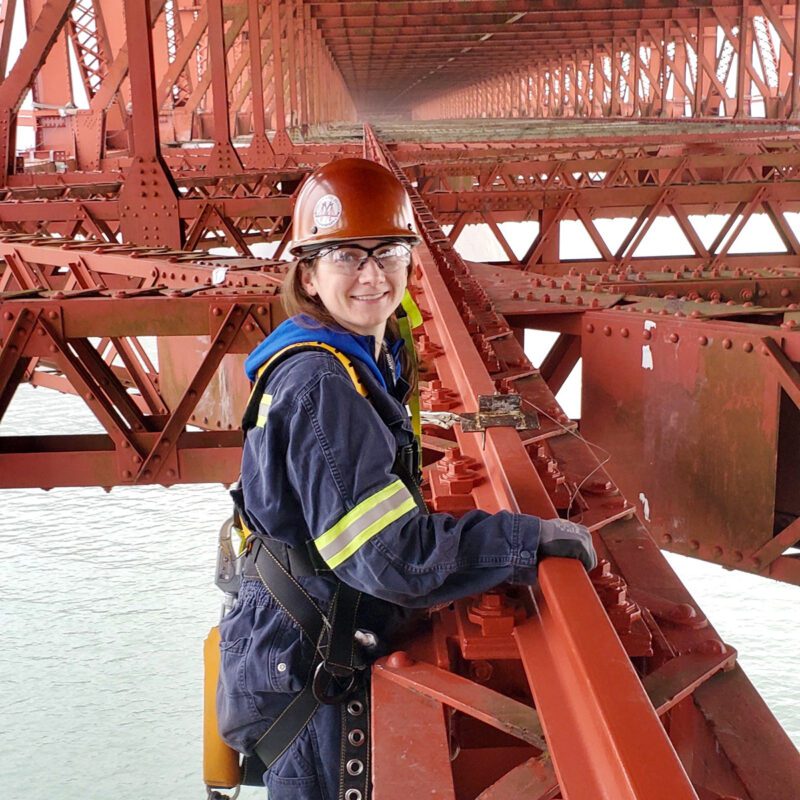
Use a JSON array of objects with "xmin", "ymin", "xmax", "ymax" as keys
[{"xmin": 312, "ymin": 661, "xmax": 358, "ymax": 705}]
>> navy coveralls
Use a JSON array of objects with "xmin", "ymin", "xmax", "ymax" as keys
[{"xmin": 217, "ymin": 315, "xmax": 543, "ymax": 800}]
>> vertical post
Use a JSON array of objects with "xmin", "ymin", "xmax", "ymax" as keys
[
  {"xmin": 792, "ymin": 0, "xmax": 800, "ymax": 117},
  {"xmin": 660, "ymin": 20, "xmax": 669, "ymax": 116},
  {"xmin": 117, "ymin": 0, "xmax": 181, "ymax": 248},
  {"xmin": 633, "ymin": 34, "xmax": 641, "ymax": 116},
  {"xmin": 735, "ymin": 0, "xmax": 749, "ymax": 117},
  {"xmin": 271, "ymin": 0, "xmax": 292, "ymax": 151},
  {"xmin": 695, "ymin": 9, "xmax": 704, "ymax": 116},
  {"xmin": 245, "ymin": 0, "xmax": 276, "ymax": 167},
  {"xmin": 206, "ymin": 0, "xmax": 244, "ymax": 174},
  {"xmin": 285, "ymin": 0, "xmax": 298, "ymax": 129},
  {"xmin": 296, "ymin": 0, "xmax": 308, "ymax": 133}
]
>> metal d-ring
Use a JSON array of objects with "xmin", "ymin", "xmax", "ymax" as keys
[{"xmin": 312, "ymin": 661, "xmax": 357, "ymax": 705}]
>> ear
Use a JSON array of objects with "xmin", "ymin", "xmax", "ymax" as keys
[{"xmin": 300, "ymin": 264, "xmax": 318, "ymax": 296}]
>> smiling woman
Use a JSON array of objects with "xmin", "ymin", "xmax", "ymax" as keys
[{"xmin": 214, "ymin": 157, "xmax": 596, "ymax": 800}]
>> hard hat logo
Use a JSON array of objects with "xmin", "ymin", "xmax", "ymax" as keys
[{"xmin": 313, "ymin": 195, "xmax": 342, "ymax": 229}]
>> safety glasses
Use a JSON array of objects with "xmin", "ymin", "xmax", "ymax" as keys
[{"xmin": 314, "ymin": 242, "xmax": 413, "ymax": 275}]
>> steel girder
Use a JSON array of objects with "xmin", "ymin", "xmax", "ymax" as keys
[
  {"xmin": 2, "ymin": 127, "xmax": 800, "ymax": 797},
  {"xmin": 362, "ymin": 124, "xmax": 800, "ymax": 800}
]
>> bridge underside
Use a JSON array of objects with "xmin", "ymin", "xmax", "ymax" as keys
[{"xmin": 1, "ymin": 1, "xmax": 799, "ymax": 798}]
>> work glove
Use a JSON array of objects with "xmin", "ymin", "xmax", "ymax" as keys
[{"xmin": 538, "ymin": 518, "xmax": 597, "ymax": 572}]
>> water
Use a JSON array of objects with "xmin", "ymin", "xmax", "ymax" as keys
[{"xmin": 0, "ymin": 385, "xmax": 797, "ymax": 800}]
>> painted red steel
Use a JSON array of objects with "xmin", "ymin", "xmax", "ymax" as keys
[{"xmin": 2, "ymin": 2, "xmax": 800, "ymax": 798}]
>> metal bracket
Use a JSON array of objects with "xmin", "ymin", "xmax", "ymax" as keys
[{"xmin": 459, "ymin": 394, "xmax": 540, "ymax": 433}]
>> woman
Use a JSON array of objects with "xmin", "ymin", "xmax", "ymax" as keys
[{"xmin": 217, "ymin": 158, "xmax": 596, "ymax": 800}]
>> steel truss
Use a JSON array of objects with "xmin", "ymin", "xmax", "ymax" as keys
[
  {"xmin": 2, "ymin": 128, "xmax": 800, "ymax": 797},
  {"xmin": 2, "ymin": 1, "xmax": 800, "ymax": 797}
]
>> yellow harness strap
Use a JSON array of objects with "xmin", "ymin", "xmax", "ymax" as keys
[
  {"xmin": 399, "ymin": 290, "xmax": 424, "ymax": 457},
  {"xmin": 254, "ymin": 341, "xmax": 369, "ymax": 401}
]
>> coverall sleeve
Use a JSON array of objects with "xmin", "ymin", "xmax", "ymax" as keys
[{"xmin": 284, "ymin": 364, "xmax": 541, "ymax": 608}]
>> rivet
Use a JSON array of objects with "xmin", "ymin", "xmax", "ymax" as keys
[
  {"xmin": 642, "ymin": 330, "xmax": 652, "ymax": 340},
  {"xmin": 603, "ymin": 326, "xmax": 612, "ymax": 336},
  {"xmin": 661, "ymin": 533, "xmax": 672, "ymax": 544},
  {"xmin": 698, "ymin": 336, "xmax": 708, "ymax": 346},
  {"xmin": 742, "ymin": 342, "xmax": 753, "ymax": 352},
  {"xmin": 669, "ymin": 332, "xmax": 679, "ymax": 343},
  {"xmin": 689, "ymin": 539, "xmax": 700, "ymax": 551},
  {"xmin": 712, "ymin": 546, "xmax": 723, "ymax": 558},
  {"xmin": 586, "ymin": 323, "xmax": 595, "ymax": 333},
  {"xmin": 722, "ymin": 338, "xmax": 732, "ymax": 349},
  {"xmin": 620, "ymin": 327, "xmax": 629, "ymax": 337}
]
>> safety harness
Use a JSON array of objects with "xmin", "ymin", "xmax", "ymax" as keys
[{"xmin": 230, "ymin": 335, "xmax": 425, "ymax": 788}]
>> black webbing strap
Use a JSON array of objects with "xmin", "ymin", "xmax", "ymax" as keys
[
  {"xmin": 247, "ymin": 536, "xmax": 364, "ymax": 771},
  {"xmin": 253, "ymin": 662, "xmax": 324, "ymax": 770},
  {"xmin": 323, "ymin": 584, "xmax": 362, "ymax": 674},
  {"xmin": 247, "ymin": 537, "xmax": 326, "ymax": 644}
]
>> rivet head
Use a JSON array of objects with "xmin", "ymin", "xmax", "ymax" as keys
[
  {"xmin": 743, "ymin": 342, "xmax": 753, "ymax": 352},
  {"xmin": 620, "ymin": 327, "xmax": 629, "ymax": 337},
  {"xmin": 698, "ymin": 335, "xmax": 708, "ymax": 346},
  {"xmin": 722, "ymin": 338, "xmax": 733, "ymax": 349},
  {"xmin": 689, "ymin": 539, "xmax": 700, "ymax": 551},
  {"xmin": 669, "ymin": 332, "xmax": 679, "ymax": 343},
  {"xmin": 642, "ymin": 329, "xmax": 652, "ymax": 340},
  {"xmin": 603, "ymin": 326, "xmax": 612, "ymax": 336},
  {"xmin": 585, "ymin": 323, "xmax": 595, "ymax": 333}
]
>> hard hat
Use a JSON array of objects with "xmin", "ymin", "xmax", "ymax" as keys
[{"xmin": 290, "ymin": 158, "xmax": 420, "ymax": 255}]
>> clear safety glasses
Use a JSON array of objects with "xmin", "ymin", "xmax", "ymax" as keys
[{"xmin": 314, "ymin": 242, "xmax": 413, "ymax": 275}]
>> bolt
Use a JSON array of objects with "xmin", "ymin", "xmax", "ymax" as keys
[{"xmin": 385, "ymin": 651, "xmax": 415, "ymax": 669}]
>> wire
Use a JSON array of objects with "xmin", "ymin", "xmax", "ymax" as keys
[{"xmin": 522, "ymin": 400, "xmax": 613, "ymax": 524}]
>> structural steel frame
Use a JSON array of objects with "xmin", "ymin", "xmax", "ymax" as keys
[{"xmin": 1, "ymin": 2, "xmax": 800, "ymax": 799}]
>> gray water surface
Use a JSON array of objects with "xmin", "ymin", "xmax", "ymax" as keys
[{"xmin": 1, "ymin": 385, "xmax": 797, "ymax": 800}]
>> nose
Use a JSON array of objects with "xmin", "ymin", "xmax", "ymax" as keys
[{"xmin": 357, "ymin": 257, "xmax": 385, "ymax": 282}]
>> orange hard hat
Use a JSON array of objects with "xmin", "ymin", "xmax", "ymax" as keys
[{"xmin": 290, "ymin": 158, "xmax": 420, "ymax": 256}]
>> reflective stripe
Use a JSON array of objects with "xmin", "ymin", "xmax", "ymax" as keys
[
  {"xmin": 255, "ymin": 394, "xmax": 273, "ymax": 428},
  {"xmin": 316, "ymin": 479, "xmax": 418, "ymax": 569}
]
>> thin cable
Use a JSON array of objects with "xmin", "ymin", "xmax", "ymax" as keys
[{"xmin": 522, "ymin": 400, "xmax": 614, "ymax": 524}]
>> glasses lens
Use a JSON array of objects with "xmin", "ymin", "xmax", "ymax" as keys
[
  {"xmin": 374, "ymin": 243, "xmax": 411, "ymax": 272},
  {"xmin": 317, "ymin": 247, "xmax": 367, "ymax": 272}
]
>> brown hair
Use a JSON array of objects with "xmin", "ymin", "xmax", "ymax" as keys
[{"xmin": 281, "ymin": 258, "xmax": 418, "ymax": 395}]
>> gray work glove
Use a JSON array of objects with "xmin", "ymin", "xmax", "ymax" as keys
[{"xmin": 538, "ymin": 518, "xmax": 597, "ymax": 572}]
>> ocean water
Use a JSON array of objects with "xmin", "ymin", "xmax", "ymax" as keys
[{"xmin": 0, "ymin": 384, "xmax": 797, "ymax": 800}]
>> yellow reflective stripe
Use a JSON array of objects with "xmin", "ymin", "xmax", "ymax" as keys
[
  {"xmin": 255, "ymin": 394, "xmax": 273, "ymax": 428},
  {"xmin": 315, "ymin": 479, "xmax": 418, "ymax": 568}
]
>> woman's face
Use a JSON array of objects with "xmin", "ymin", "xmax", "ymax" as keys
[{"xmin": 300, "ymin": 239, "xmax": 410, "ymax": 340}]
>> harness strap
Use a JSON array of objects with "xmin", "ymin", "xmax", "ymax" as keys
[{"xmin": 245, "ymin": 538, "xmax": 364, "ymax": 773}]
